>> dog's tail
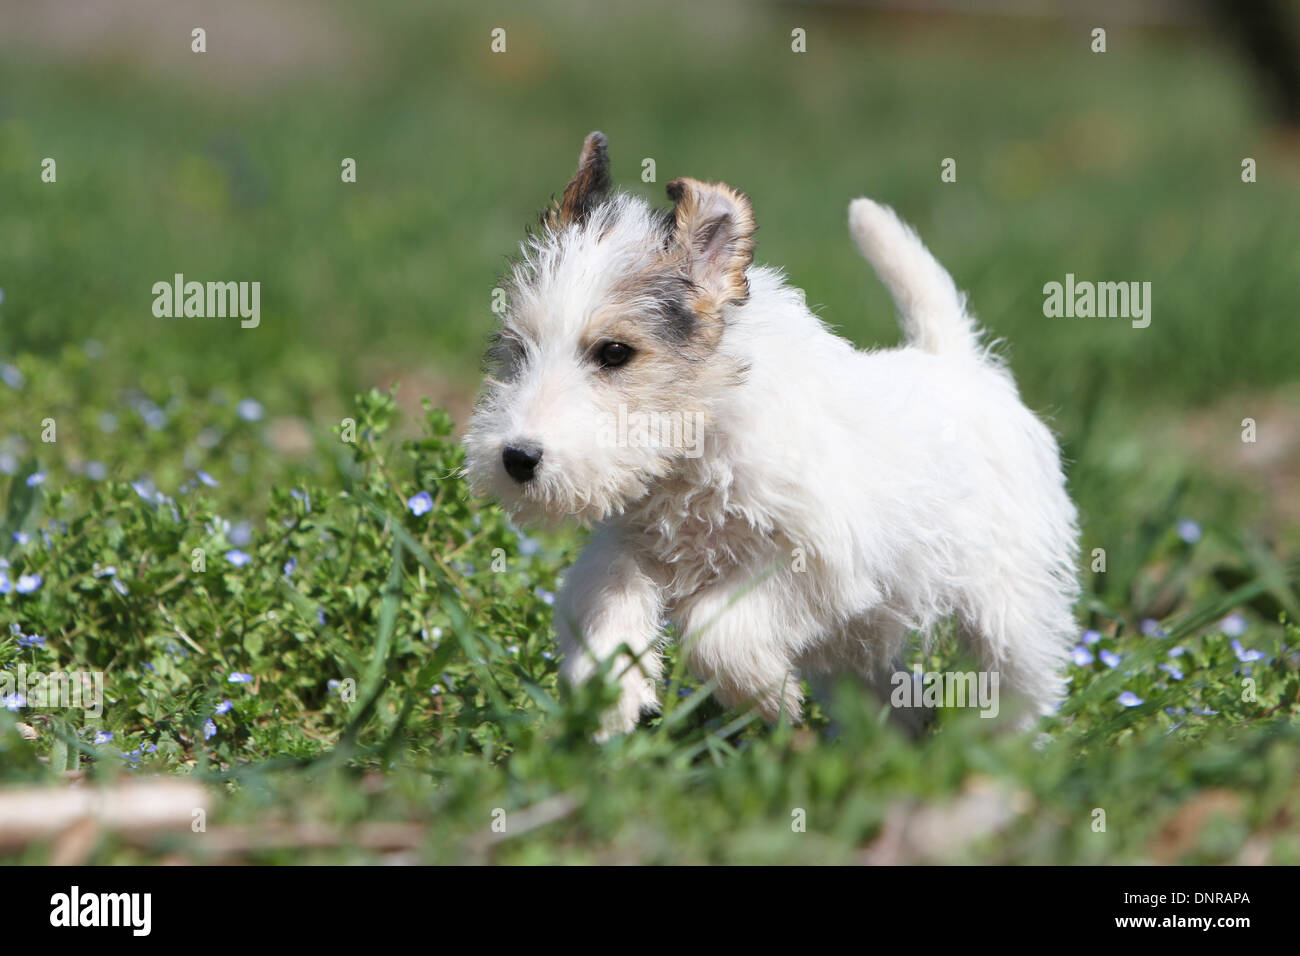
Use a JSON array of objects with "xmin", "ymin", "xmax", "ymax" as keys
[{"xmin": 848, "ymin": 198, "xmax": 980, "ymax": 357}]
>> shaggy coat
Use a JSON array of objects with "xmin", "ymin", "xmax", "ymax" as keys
[{"xmin": 466, "ymin": 132, "xmax": 1080, "ymax": 737}]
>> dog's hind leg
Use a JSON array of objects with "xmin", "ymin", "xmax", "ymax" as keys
[
  {"xmin": 803, "ymin": 613, "xmax": 931, "ymax": 735},
  {"xmin": 957, "ymin": 576, "xmax": 1077, "ymax": 728}
]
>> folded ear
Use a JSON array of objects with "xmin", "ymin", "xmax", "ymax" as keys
[
  {"xmin": 543, "ymin": 131, "xmax": 612, "ymax": 229},
  {"xmin": 666, "ymin": 177, "xmax": 756, "ymax": 317}
]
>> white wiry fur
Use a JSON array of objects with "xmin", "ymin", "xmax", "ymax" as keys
[{"xmin": 465, "ymin": 151, "xmax": 1079, "ymax": 738}]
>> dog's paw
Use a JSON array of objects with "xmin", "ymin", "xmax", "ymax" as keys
[{"xmin": 593, "ymin": 674, "xmax": 659, "ymax": 741}]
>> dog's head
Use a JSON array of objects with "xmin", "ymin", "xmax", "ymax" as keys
[{"xmin": 464, "ymin": 132, "xmax": 755, "ymax": 524}]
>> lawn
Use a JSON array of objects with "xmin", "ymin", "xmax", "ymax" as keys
[{"xmin": 0, "ymin": 0, "xmax": 1297, "ymax": 863}]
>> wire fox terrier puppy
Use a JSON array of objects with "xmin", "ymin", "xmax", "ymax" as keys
[{"xmin": 466, "ymin": 132, "xmax": 1080, "ymax": 737}]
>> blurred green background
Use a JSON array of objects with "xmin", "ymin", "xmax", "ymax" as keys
[
  {"xmin": 2, "ymin": 0, "xmax": 1299, "ymax": 865},
  {"xmin": 2, "ymin": 0, "xmax": 1298, "ymax": 553}
]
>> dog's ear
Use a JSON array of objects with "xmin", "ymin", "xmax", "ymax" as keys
[
  {"xmin": 666, "ymin": 177, "xmax": 755, "ymax": 315},
  {"xmin": 543, "ymin": 131, "xmax": 611, "ymax": 229}
]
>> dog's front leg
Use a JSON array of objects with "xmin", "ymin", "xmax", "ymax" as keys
[
  {"xmin": 555, "ymin": 526, "xmax": 664, "ymax": 738},
  {"xmin": 676, "ymin": 573, "xmax": 805, "ymax": 724}
]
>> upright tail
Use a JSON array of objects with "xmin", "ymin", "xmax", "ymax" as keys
[{"xmin": 848, "ymin": 198, "xmax": 980, "ymax": 357}]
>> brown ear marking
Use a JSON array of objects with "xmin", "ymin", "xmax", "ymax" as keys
[
  {"xmin": 544, "ymin": 131, "xmax": 612, "ymax": 229},
  {"xmin": 665, "ymin": 177, "xmax": 756, "ymax": 317}
]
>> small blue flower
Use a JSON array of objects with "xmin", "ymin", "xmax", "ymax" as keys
[
  {"xmin": 1070, "ymin": 645, "xmax": 1094, "ymax": 667},
  {"xmin": 85, "ymin": 461, "xmax": 107, "ymax": 481},
  {"xmin": 0, "ymin": 573, "xmax": 10, "ymax": 594},
  {"xmin": 1099, "ymin": 649, "xmax": 1122, "ymax": 669},
  {"xmin": 229, "ymin": 522, "xmax": 253, "ymax": 547},
  {"xmin": 1, "ymin": 363, "xmax": 24, "ymax": 390},
  {"xmin": 1117, "ymin": 691, "xmax": 1144, "ymax": 707},
  {"xmin": 15, "ymin": 573, "xmax": 42, "ymax": 594},
  {"xmin": 1140, "ymin": 619, "xmax": 1165, "ymax": 637},
  {"xmin": 1167, "ymin": 645, "xmax": 1186, "ymax": 657},
  {"xmin": 11, "ymin": 531, "xmax": 29, "ymax": 546},
  {"xmin": 215, "ymin": 699, "xmax": 233, "ymax": 715},
  {"xmin": 535, "ymin": 587, "xmax": 556, "ymax": 606},
  {"xmin": 203, "ymin": 719, "xmax": 217, "ymax": 740},
  {"xmin": 1220, "ymin": 613, "xmax": 1247, "ymax": 638},
  {"xmin": 197, "ymin": 470, "xmax": 219, "ymax": 488},
  {"xmin": 224, "ymin": 549, "xmax": 251, "ymax": 567},
  {"xmin": 228, "ymin": 672, "xmax": 254, "ymax": 684},
  {"xmin": 25, "ymin": 471, "xmax": 45, "ymax": 488},
  {"xmin": 2, "ymin": 692, "xmax": 27, "ymax": 711},
  {"xmin": 1164, "ymin": 706, "xmax": 1187, "ymax": 716},
  {"xmin": 1158, "ymin": 662, "xmax": 1183, "ymax": 681},
  {"xmin": 236, "ymin": 398, "xmax": 264, "ymax": 422},
  {"xmin": 283, "ymin": 557, "xmax": 297, "ymax": 578},
  {"xmin": 1192, "ymin": 706, "xmax": 1219, "ymax": 716},
  {"xmin": 94, "ymin": 730, "xmax": 114, "ymax": 744},
  {"xmin": 1081, "ymin": 629, "xmax": 1102, "ymax": 645},
  {"xmin": 1176, "ymin": 518, "xmax": 1202, "ymax": 544},
  {"xmin": 131, "ymin": 479, "xmax": 161, "ymax": 505},
  {"xmin": 17, "ymin": 632, "xmax": 45, "ymax": 649},
  {"xmin": 1231, "ymin": 639, "xmax": 1264, "ymax": 663},
  {"xmin": 408, "ymin": 491, "xmax": 433, "ymax": 517}
]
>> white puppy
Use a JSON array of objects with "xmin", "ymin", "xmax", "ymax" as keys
[{"xmin": 466, "ymin": 132, "xmax": 1079, "ymax": 737}]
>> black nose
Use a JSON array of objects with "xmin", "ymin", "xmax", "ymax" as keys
[{"xmin": 502, "ymin": 442, "xmax": 543, "ymax": 483}]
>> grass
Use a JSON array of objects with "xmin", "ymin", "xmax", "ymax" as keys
[{"xmin": 0, "ymin": 0, "xmax": 1298, "ymax": 863}]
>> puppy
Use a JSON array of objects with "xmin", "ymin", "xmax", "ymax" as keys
[{"xmin": 465, "ymin": 132, "xmax": 1079, "ymax": 737}]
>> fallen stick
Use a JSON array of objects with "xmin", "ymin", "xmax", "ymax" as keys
[{"xmin": 0, "ymin": 778, "xmax": 209, "ymax": 850}]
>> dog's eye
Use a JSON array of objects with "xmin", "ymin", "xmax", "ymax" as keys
[{"xmin": 598, "ymin": 342, "xmax": 634, "ymax": 368}]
